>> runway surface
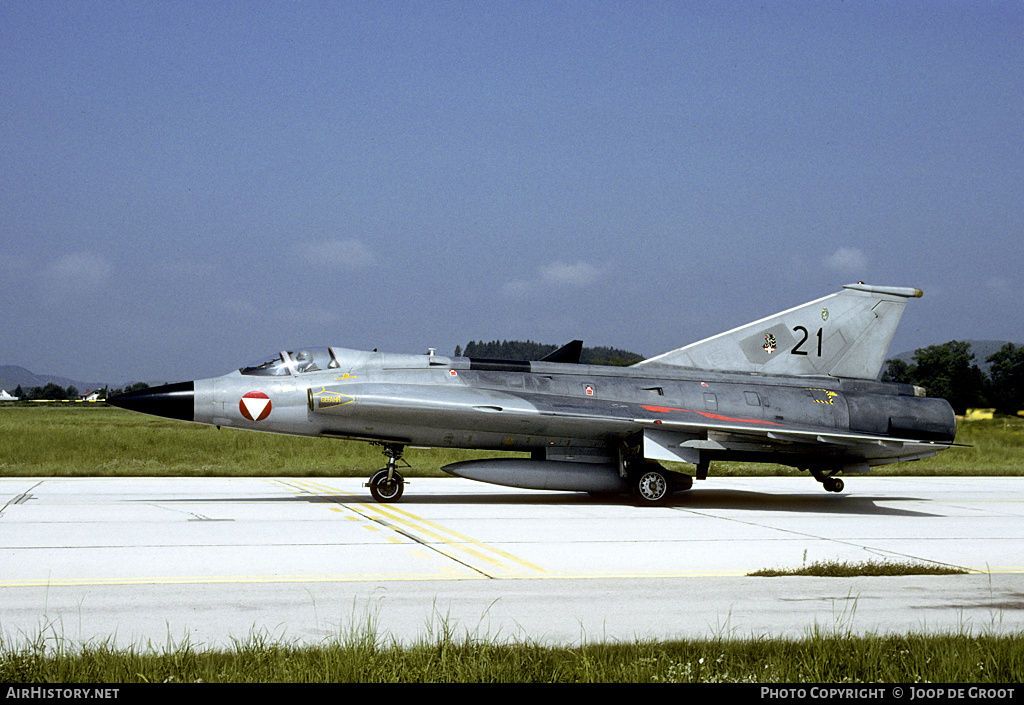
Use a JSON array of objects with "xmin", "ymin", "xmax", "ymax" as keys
[{"xmin": 1, "ymin": 475, "xmax": 1023, "ymax": 649}]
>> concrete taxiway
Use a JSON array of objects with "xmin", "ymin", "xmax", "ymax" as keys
[{"xmin": 1, "ymin": 476, "xmax": 1022, "ymax": 648}]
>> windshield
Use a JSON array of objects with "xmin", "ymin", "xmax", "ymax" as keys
[
  {"xmin": 240, "ymin": 348, "xmax": 339, "ymax": 376},
  {"xmin": 240, "ymin": 353, "xmax": 291, "ymax": 377}
]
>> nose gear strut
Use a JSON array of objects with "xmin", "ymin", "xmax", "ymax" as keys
[{"xmin": 366, "ymin": 443, "xmax": 409, "ymax": 502}]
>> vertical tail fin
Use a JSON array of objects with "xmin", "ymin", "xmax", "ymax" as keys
[{"xmin": 635, "ymin": 284, "xmax": 923, "ymax": 379}]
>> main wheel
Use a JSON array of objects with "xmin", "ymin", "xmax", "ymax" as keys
[
  {"xmin": 369, "ymin": 469, "xmax": 405, "ymax": 502},
  {"xmin": 823, "ymin": 477, "xmax": 845, "ymax": 493},
  {"xmin": 636, "ymin": 469, "xmax": 670, "ymax": 503}
]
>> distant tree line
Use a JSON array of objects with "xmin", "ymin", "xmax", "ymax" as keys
[
  {"xmin": 9, "ymin": 382, "xmax": 150, "ymax": 401},
  {"xmin": 882, "ymin": 341, "xmax": 1024, "ymax": 415},
  {"xmin": 454, "ymin": 340, "xmax": 644, "ymax": 366},
  {"xmin": 105, "ymin": 382, "xmax": 150, "ymax": 398},
  {"xmin": 577, "ymin": 346, "xmax": 646, "ymax": 366},
  {"xmin": 11, "ymin": 383, "xmax": 80, "ymax": 400}
]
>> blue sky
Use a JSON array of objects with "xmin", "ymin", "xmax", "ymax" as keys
[{"xmin": 2, "ymin": 1, "xmax": 1022, "ymax": 385}]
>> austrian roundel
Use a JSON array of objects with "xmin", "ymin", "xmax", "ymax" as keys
[{"xmin": 239, "ymin": 391, "xmax": 272, "ymax": 421}]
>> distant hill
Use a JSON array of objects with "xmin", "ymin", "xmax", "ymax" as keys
[
  {"xmin": 0, "ymin": 365, "xmax": 105, "ymax": 394},
  {"xmin": 887, "ymin": 340, "xmax": 1021, "ymax": 375}
]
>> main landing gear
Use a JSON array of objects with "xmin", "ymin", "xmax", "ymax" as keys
[
  {"xmin": 366, "ymin": 443, "xmax": 408, "ymax": 503},
  {"xmin": 808, "ymin": 468, "xmax": 845, "ymax": 493},
  {"xmin": 631, "ymin": 461, "xmax": 693, "ymax": 504}
]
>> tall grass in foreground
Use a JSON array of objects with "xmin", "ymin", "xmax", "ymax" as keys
[
  {"xmin": 1, "ymin": 405, "xmax": 1022, "ymax": 477},
  {"xmin": 2, "ymin": 626, "xmax": 1023, "ymax": 682}
]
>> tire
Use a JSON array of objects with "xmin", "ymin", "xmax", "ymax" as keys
[
  {"xmin": 823, "ymin": 477, "xmax": 844, "ymax": 493},
  {"xmin": 369, "ymin": 469, "xmax": 404, "ymax": 503},
  {"xmin": 673, "ymin": 473, "xmax": 694, "ymax": 492},
  {"xmin": 636, "ymin": 469, "xmax": 670, "ymax": 503}
]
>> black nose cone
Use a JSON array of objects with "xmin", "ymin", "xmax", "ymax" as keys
[{"xmin": 108, "ymin": 381, "xmax": 195, "ymax": 422}]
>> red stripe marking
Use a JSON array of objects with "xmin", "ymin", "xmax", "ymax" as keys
[{"xmin": 641, "ymin": 404, "xmax": 781, "ymax": 426}]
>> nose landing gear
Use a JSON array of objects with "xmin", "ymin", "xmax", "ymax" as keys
[{"xmin": 366, "ymin": 444, "xmax": 408, "ymax": 502}]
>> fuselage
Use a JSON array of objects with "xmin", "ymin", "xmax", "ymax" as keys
[
  {"xmin": 138, "ymin": 346, "xmax": 955, "ymax": 472},
  {"xmin": 106, "ymin": 284, "xmax": 960, "ymax": 501}
]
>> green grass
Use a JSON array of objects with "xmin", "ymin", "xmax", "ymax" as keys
[
  {"xmin": 912, "ymin": 416, "xmax": 1024, "ymax": 474},
  {"xmin": 3, "ymin": 625, "xmax": 1023, "ymax": 683},
  {"xmin": 0, "ymin": 404, "xmax": 522, "ymax": 477},
  {"xmin": 2, "ymin": 404, "xmax": 1021, "ymax": 478},
  {"xmin": 749, "ymin": 559, "xmax": 969, "ymax": 577}
]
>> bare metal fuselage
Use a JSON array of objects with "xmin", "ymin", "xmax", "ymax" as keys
[
  {"xmin": 200, "ymin": 350, "xmax": 952, "ymax": 460},
  {"xmin": 109, "ymin": 284, "xmax": 958, "ymax": 501}
]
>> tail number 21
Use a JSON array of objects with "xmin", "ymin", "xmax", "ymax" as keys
[{"xmin": 792, "ymin": 326, "xmax": 823, "ymax": 357}]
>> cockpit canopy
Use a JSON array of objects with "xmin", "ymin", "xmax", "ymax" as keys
[{"xmin": 240, "ymin": 348, "xmax": 340, "ymax": 376}]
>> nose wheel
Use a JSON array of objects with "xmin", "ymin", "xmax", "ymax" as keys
[
  {"xmin": 368, "ymin": 468, "xmax": 405, "ymax": 502},
  {"xmin": 366, "ymin": 444, "xmax": 408, "ymax": 502}
]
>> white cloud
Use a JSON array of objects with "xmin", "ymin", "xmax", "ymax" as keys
[
  {"xmin": 985, "ymin": 277, "xmax": 1013, "ymax": 294},
  {"xmin": 41, "ymin": 252, "xmax": 113, "ymax": 301},
  {"xmin": 503, "ymin": 260, "xmax": 603, "ymax": 297},
  {"xmin": 302, "ymin": 238, "xmax": 376, "ymax": 269},
  {"xmin": 539, "ymin": 261, "xmax": 601, "ymax": 287},
  {"xmin": 219, "ymin": 298, "xmax": 260, "ymax": 319},
  {"xmin": 825, "ymin": 247, "xmax": 868, "ymax": 273},
  {"xmin": 47, "ymin": 252, "xmax": 113, "ymax": 281}
]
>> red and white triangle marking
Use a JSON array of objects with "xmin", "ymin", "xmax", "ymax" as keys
[{"xmin": 239, "ymin": 391, "xmax": 272, "ymax": 421}]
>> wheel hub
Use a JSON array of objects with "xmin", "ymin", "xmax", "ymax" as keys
[{"xmin": 638, "ymin": 471, "xmax": 668, "ymax": 502}]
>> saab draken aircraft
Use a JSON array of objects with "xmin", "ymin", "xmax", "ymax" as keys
[{"xmin": 110, "ymin": 283, "xmax": 957, "ymax": 503}]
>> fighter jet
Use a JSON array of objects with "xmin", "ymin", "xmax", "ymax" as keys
[{"xmin": 109, "ymin": 283, "xmax": 957, "ymax": 503}]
